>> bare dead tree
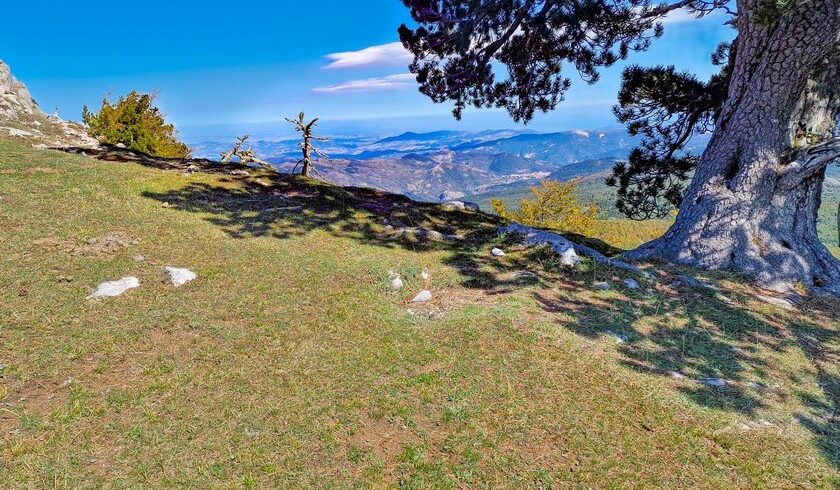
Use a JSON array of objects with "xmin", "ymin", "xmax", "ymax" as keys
[
  {"xmin": 220, "ymin": 135, "xmax": 276, "ymax": 172},
  {"xmin": 285, "ymin": 113, "xmax": 329, "ymax": 177}
]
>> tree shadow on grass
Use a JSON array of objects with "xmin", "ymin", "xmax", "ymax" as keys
[
  {"xmin": 142, "ymin": 173, "xmax": 501, "ymax": 246},
  {"xmin": 533, "ymin": 280, "xmax": 840, "ymax": 469},
  {"xmin": 788, "ymin": 308, "xmax": 840, "ymax": 470},
  {"xmin": 140, "ymin": 171, "xmax": 839, "ymax": 471}
]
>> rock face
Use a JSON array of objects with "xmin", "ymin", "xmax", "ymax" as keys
[
  {"xmin": 0, "ymin": 60, "xmax": 98, "ymax": 148},
  {"xmin": 0, "ymin": 61, "xmax": 38, "ymax": 118}
]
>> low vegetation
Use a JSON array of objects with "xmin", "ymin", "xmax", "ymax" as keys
[
  {"xmin": 1, "ymin": 139, "xmax": 838, "ymax": 487},
  {"xmin": 491, "ymin": 180, "xmax": 598, "ymax": 236},
  {"xmin": 82, "ymin": 91, "xmax": 190, "ymax": 159}
]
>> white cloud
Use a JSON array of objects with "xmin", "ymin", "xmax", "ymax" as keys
[
  {"xmin": 312, "ymin": 73, "xmax": 416, "ymax": 94},
  {"xmin": 323, "ymin": 42, "xmax": 413, "ymax": 70},
  {"xmin": 660, "ymin": 7, "xmax": 727, "ymax": 24},
  {"xmin": 660, "ymin": 8, "xmax": 701, "ymax": 24}
]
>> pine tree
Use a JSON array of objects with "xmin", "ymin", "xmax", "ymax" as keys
[
  {"xmin": 399, "ymin": 0, "xmax": 840, "ymax": 296},
  {"xmin": 82, "ymin": 91, "xmax": 190, "ymax": 159}
]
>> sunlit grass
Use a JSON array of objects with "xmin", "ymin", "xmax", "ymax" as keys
[{"xmin": 0, "ymin": 139, "xmax": 838, "ymax": 487}]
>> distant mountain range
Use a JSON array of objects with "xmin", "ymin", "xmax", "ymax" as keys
[{"xmin": 191, "ymin": 126, "xmax": 704, "ymax": 202}]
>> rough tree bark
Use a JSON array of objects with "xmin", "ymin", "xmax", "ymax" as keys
[{"xmin": 628, "ymin": 0, "xmax": 840, "ymax": 296}]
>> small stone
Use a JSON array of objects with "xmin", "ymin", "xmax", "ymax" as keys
[
  {"xmin": 491, "ymin": 247, "xmax": 506, "ymax": 257},
  {"xmin": 162, "ymin": 202, "xmax": 171, "ymax": 208},
  {"xmin": 132, "ymin": 255, "xmax": 146, "ymax": 262},
  {"xmin": 673, "ymin": 274, "xmax": 716, "ymax": 290},
  {"xmin": 389, "ymin": 271, "xmax": 404, "ymax": 290},
  {"xmin": 87, "ymin": 277, "xmax": 140, "ymax": 299},
  {"xmin": 411, "ymin": 290, "xmax": 432, "ymax": 303},
  {"xmin": 594, "ymin": 281, "xmax": 610, "ymax": 291},
  {"xmin": 442, "ymin": 201, "xmax": 479, "ymax": 211},
  {"xmin": 424, "ymin": 230, "xmax": 445, "ymax": 241},
  {"xmin": 698, "ymin": 378, "xmax": 728, "ymax": 387},
  {"xmin": 514, "ymin": 271, "xmax": 539, "ymax": 283},
  {"xmin": 668, "ymin": 371, "xmax": 686, "ymax": 379},
  {"xmin": 165, "ymin": 267, "xmax": 197, "ymax": 287},
  {"xmin": 755, "ymin": 294, "xmax": 795, "ymax": 310},
  {"xmin": 421, "ymin": 269, "xmax": 430, "ymax": 281},
  {"xmin": 559, "ymin": 247, "xmax": 580, "ymax": 267},
  {"xmin": 623, "ymin": 278, "xmax": 640, "ymax": 290}
]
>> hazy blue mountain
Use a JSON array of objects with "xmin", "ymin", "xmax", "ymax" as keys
[
  {"xmin": 191, "ymin": 127, "xmax": 722, "ymax": 203},
  {"xmin": 548, "ymin": 158, "xmax": 620, "ymax": 181}
]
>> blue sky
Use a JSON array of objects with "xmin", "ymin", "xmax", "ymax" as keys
[{"xmin": 1, "ymin": 1, "xmax": 734, "ymax": 141}]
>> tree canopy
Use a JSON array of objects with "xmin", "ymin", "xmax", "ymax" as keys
[{"xmin": 399, "ymin": 0, "xmax": 731, "ymax": 218}]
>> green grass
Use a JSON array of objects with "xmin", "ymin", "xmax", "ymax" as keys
[{"xmin": 1, "ymin": 139, "xmax": 838, "ymax": 488}]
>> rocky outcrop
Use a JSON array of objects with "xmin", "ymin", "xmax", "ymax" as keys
[
  {"xmin": 0, "ymin": 61, "xmax": 39, "ymax": 118},
  {"xmin": 0, "ymin": 60, "xmax": 98, "ymax": 148}
]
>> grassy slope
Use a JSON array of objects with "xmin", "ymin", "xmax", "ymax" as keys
[{"xmin": 1, "ymin": 139, "xmax": 838, "ymax": 488}]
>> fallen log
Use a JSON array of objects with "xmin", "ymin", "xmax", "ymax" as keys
[{"xmin": 500, "ymin": 223, "xmax": 648, "ymax": 277}]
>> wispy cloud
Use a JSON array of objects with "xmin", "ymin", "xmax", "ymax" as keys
[
  {"xmin": 313, "ymin": 73, "xmax": 416, "ymax": 93},
  {"xmin": 323, "ymin": 42, "xmax": 413, "ymax": 70},
  {"xmin": 660, "ymin": 7, "xmax": 719, "ymax": 24}
]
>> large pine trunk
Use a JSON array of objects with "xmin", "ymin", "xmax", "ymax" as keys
[{"xmin": 628, "ymin": 0, "xmax": 840, "ymax": 296}]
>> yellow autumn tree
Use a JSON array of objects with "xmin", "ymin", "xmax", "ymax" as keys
[{"xmin": 491, "ymin": 180, "xmax": 598, "ymax": 236}]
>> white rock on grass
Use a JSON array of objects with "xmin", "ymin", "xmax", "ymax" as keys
[
  {"xmin": 6, "ymin": 127, "xmax": 34, "ymax": 137},
  {"xmin": 389, "ymin": 271, "xmax": 404, "ymax": 290},
  {"xmin": 87, "ymin": 277, "xmax": 140, "ymax": 299},
  {"xmin": 755, "ymin": 294, "xmax": 795, "ymax": 310},
  {"xmin": 623, "ymin": 278, "xmax": 640, "ymax": 289},
  {"xmin": 411, "ymin": 290, "xmax": 432, "ymax": 303},
  {"xmin": 491, "ymin": 247, "xmax": 506, "ymax": 257},
  {"xmin": 559, "ymin": 247, "xmax": 580, "ymax": 267},
  {"xmin": 443, "ymin": 200, "xmax": 480, "ymax": 211},
  {"xmin": 421, "ymin": 269, "xmax": 431, "ymax": 281},
  {"xmin": 165, "ymin": 267, "xmax": 197, "ymax": 287}
]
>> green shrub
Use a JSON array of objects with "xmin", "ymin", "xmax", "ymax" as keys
[{"xmin": 82, "ymin": 92, "xmax": 190, "ymax": 159}]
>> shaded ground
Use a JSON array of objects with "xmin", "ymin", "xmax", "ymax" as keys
[{"xmin": 1, "ymin": 140, "xmax": 838, "ymax": 487}]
